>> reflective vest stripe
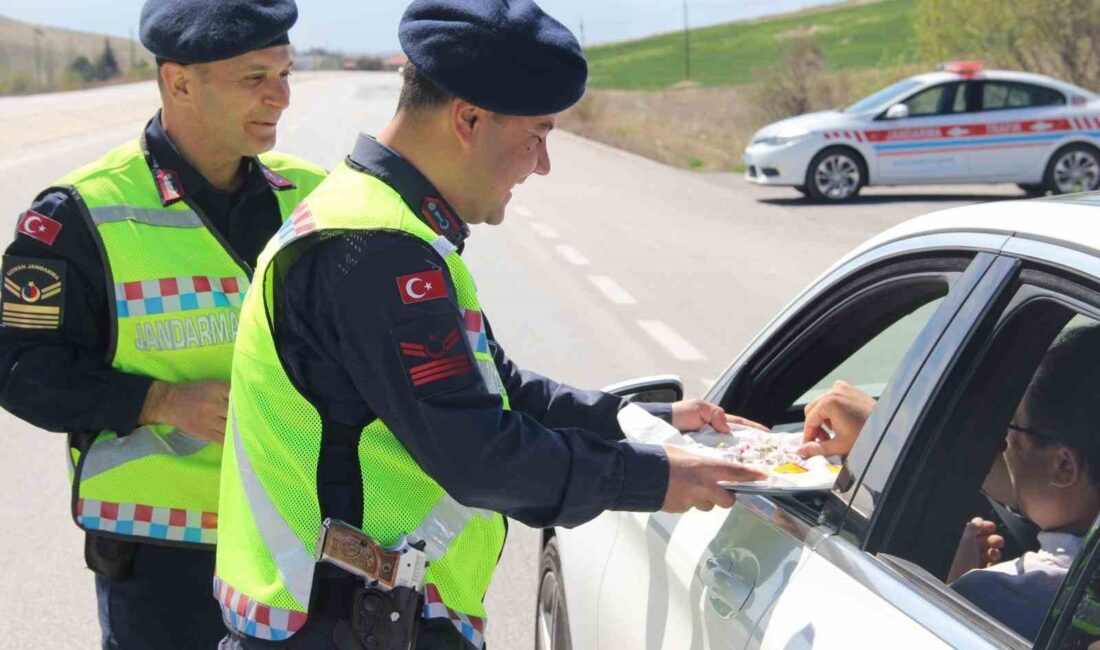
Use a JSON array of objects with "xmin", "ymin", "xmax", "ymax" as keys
[
  {"xmin": 410, "ymin": 495, "xmax": 494, "ymax": 562},
  {"xmin": 229, "ymin": 408, "xmax": 316, "ymax": 608},
  {"xmin": 430, "ymin": 235, "xmax": 457, "ymax": 258},
  {"xmin": 213, "ymin": 576, "xmax": 307, "ymax": 641},
  {"xmin": 424, "ymin": 584, "xmax": 485, "ymax": 648},
  {"xmin": 79, "ymin": 427, "xmax": 209, "ymax": 481},
  {"xmin": 115, "ymin": 275, "xmax": 250, "ymax": 317},
  {"xmin": 77, "ymin": 498, "xmax": 217, "ymax": 543},
  {"xmin": 88, "ymin": 205, "xmax": 205, "ymax": 228}
]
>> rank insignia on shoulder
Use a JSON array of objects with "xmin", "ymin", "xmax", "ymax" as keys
[
  {"xmin": 393, "ymin": 314, "xmax": 478, "ymax": 400},
  {"xmin": 1, "ymin": 256, "xmax": 64, "ymax": 330},
  {"xmin": 155, "ymin": 169, "xmax": 184, "ymax": 205},
  {"xmin": 17, "ymin": 210, "xmax": 63, "ymax": 246},
  {"xmin": 260, "ymin": 165, "xmax": 296, "ymax": 190}
]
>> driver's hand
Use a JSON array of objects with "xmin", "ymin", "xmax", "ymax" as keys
[
  {"xmin": 947, "ymin": 517, "xmax": 1004, "ymax": 583},
  {"xmin": 797, "ymin": 381, "xmax": 874, "ymax": 458}
]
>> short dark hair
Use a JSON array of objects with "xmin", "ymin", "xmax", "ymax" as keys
[
  {"xmin": 396, "ymin": 63, "xmax": 454, "ymax": 112},
  {"xmin": 1022, "ymin": 325, "xmax": 1100, "ymax": 483}
]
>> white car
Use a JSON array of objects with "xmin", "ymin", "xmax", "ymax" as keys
[
  {"xmin": 743, "ymin": 63, "xmax": 1100, "ymax": 202},
  {"xmin": 537, "ymin": 191, "xmax": 1100, "ymax": 649}
]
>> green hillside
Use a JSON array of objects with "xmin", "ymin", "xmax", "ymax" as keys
[{"xmin": 586, "ymin": 0, "xmax": 922, "ymax": 90}]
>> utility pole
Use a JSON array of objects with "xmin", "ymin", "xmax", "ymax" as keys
[
  {"xmin": 682, "ymin": 0, "xmax": 691, "ymax": 81},
  {"xmin": 579, "ymin": 20, "xmax": 586, "ymax": 49},
  {"xmin": 32, "ymin": 27, "xmax": 44, "ymax": 89}
]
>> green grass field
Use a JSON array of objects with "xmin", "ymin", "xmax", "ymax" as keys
[{"xmin": 586, "ymin": 0, "xmax": 922, "ymax": 90}]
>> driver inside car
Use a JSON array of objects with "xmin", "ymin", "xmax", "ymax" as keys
[{"xmin": 798, "ymin": 326, "xmax": 1100, "ymax": 642}]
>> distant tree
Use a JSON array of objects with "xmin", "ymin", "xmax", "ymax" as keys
[
  {"xmin": 916, "ymin": 0, "xmax": 1100, "ymax": 89},
  {"xmin": 69, "ymin": 55, "xmax": 98, "ymax": 82},
  {"xmin": 751, "ymin": 37, "xmax": 827, "ymax": 120},
  {"xmin": 355, "ymin": 56, "xmax": 383, "ymax": 71},
  {"xmin": 96, "ymin": 38, "xmax": 120, "ymax": 81}
]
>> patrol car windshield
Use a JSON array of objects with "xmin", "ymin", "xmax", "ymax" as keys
[{"xmin": 845, "ymin": 78, "xmax": 924, "ymax": 113}]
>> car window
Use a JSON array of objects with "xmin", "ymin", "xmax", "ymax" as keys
[
  {"xmin": 846, "ymin": 78, "xmax": 924, "ymax": 113},
  {"xmin": 722, "ymin": 256, "xmax": 971, "ymax": 432},
  {"xmin": 981, "ymin": 81, "xmax": 1067, "ymax": 111},
  {"xmin": 861, "ymin": 265, "xmax": 1100, "ymax": 646},
  {"xmin": 796, "ymin": 299, "xmax": 943, "ymax": 405},
  {"xmin": 900, "ymin": 83, "xmax": 959, "ymax": 117}
]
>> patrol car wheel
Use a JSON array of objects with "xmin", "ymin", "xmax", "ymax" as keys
[
  {"xmin": 1044, "ymin": 144, "xmax": 1100, "ymax": 195},
  {"xmin": 805, "ymin": 147, "xmax": 865, "ymax": 202},
  {"xmin": 535, "ymin": 537, "xmax": 572, "ymax": 650}
]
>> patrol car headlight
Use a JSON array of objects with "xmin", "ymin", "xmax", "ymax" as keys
[{"xmin": 753, "ymin": 131, "xmax": 810, "ymax": 147}]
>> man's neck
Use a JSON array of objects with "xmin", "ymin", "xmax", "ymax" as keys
[
  {"xmin": 378, "ymin": 114, "xmax": 471, "ymax": 221},
  {"xmin": 160, "ymin": 112, "xmax": 244, "ymax": 193}
]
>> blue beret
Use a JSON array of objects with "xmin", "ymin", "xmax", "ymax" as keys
[
  {"xmin": 140, "ymin": 0, "xmax": 297, "ymax": 64},
  {"xmin": 399, "ymin": 0, "xmax": 588, "ymax": 116}
]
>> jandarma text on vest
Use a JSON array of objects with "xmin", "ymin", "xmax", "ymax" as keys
[{"xmin": 133, "ymin": 312, "xmax": 240, "ymax": 351}]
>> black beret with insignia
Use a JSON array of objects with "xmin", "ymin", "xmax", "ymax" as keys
[
  {"xmin": 399, "ymin": 0, "xmax": 588, "ymax": 116},
  {"xmin": 140, "ymin": 0, "xmax": 298, "ymax": 65}
]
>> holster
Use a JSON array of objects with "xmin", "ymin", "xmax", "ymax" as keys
[{"xmin": 351, "ymin": 585, "xmax": 422, "ymax": 650}]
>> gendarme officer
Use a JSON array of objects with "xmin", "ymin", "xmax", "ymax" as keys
[
  {"xmin": 215, "ymin": 1, "xmax": 764, "ymax": 648},
  {"xmin": 0, "ymin": 1, "xmax": 325, "ymax": 647}
]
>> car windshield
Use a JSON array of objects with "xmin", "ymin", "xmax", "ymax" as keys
[{"xmin": 845, "ymin": 78, "xmax": 924, "ymax": 113}]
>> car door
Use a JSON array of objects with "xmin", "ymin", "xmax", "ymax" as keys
[
  {"xmin": 868, "ymin": 81, "xmax": 982, "ymax": 184},
  {"xmin": 966, "ymin": 80, "xmax": 1069, "ymax": 181},
  {"xmin": 759, "ymin": 238, "xmax": 1100, "ymax": 648},
  {"xmin": 593, "ymin": 235, "xmax": 1011, "ymax": 649}
]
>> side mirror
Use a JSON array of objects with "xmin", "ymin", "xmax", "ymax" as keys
[
  {"xmin": 602, "ymin": 374, "xmax": 684, "ymax": 403},
  {"xmin": 884, "ymin": 103, "xmax": 910, "ymax": 120}
]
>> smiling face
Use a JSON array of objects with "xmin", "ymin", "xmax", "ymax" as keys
[
  {"xmin": 463, "ymin": 113, "xmax": 554, "ymax": 225},
  {"xmin": 189, "ymin": 45, "xmax": 292, "ymax": 157}
]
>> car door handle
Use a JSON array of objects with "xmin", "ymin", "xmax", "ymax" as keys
[{"xmin": 701, "ymin": 557, "xmax": 755, "ymax": 617}]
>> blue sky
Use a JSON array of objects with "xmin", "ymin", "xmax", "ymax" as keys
[{"xmin": 0, "ymin": 0, "xmax": 844, "ymax": 53}]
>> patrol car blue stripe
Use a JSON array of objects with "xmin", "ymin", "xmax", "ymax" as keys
[{"xmin": 874, "ymin": 133, "xmax": 1066, "ymax": 152}]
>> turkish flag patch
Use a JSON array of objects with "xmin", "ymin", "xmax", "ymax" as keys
[
  {"xmin": 393, "ymin": 314, "xmax": 479, "ymax": 399},
  {"xmin": 17, "ymin": 210, "xmax": 63, "ymax": 246},
  {"xmin": 397, "ymin": 269, "xmax": 448, "ymax": 305}
]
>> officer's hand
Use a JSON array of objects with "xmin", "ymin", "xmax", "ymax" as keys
[
  {"xmin": 797, "ymin": 380, "xmax": 875, "ymax": 458},
  {"xmin": 660, "ymin": 445, "xmax": 767, "ymax": 513},
  {"xmin": 670, "ymin": 398, "xmax": 769, "ymax": 433},
  {"xmin": 139, "ymin": 380, "xmax": 230, "ymax": 445}
]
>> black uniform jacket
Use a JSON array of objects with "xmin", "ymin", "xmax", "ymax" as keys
[{"xmin": 274, "ymin": 135, "xmax": 671, "ymax": 531}]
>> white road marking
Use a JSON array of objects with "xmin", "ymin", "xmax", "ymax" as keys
[
  {"xmin": 555, "ymin": 244, "xmax": 590, "ymax": 266},
  {"xmin": 587, "ymin": 275, "xmax": 637, "ymax": 305},
  {"xmin": 513, "ymin": 205, "xmax": 534, "ymax": 218},
  {"xmin": 637, "ymin": 320, "xmax": 707, "ymax": 361},
  {"xmin": 529, "ymin": 222, "xmax": 559, "ymax": 239}
]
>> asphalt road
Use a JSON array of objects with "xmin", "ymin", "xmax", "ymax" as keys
[{"xmin": 0, "ymin": 71, "xmax": 1022, "ymax": 648}]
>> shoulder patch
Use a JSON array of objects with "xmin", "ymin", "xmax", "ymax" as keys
[
  {"xmin": 16, "ymin": 210, "xmax": 63, "ymax": 246},
  {"xmin": 1, "ymin": 256, "xmax": 65, "ymax": 330},
  {"xmin": 393, "ymin": 314, "xmax": 479, "ymax": 400},
  {"xmin": 397, "ymin": 269, "xmax": 447, "ymax": 305}
]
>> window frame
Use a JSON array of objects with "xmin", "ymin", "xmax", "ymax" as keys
[
  {"xmin": 847, "ymin": 249, "xmax": 1100, "ymax": 648},
  {"xmin": 706, "ymin": 234, "xmax": 1011, "ymax": 529},
  {"xmin": 876, "ymin": 81, "xmax": 964, "ymax": 120},
  {"xmin": 976, "ymin": 80, "xmax": 1068, "ymax": 113}
]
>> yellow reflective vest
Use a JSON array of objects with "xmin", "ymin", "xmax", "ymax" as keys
[{"xmin": 58, "ymin": 137, "xmax": 325, "ymax": 547}]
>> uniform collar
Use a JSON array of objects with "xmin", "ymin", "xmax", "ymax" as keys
[
  {"xmin": 346, "ymin": 134, "xmax": 470, "ymax": 248},
  {"xmin": 142, "ymin": 112, "xmax": 295, "ymax": 207}
]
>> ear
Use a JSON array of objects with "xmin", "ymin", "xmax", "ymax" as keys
[
  {"xmin": 160, "ymin": 62, "xmax": 197, "ymax": 108},
  {"xmin": 1051, "ymin": 444, "xmax": 1083, "ymax": 489},
  {"xmin": 450, "ymin": 99, "xmax": 481, "ymax": 150}
]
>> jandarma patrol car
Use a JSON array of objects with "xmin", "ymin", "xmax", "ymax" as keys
[{"xmin": 743, "ymin": 62, "xmax": 1100, "ymax": 202}]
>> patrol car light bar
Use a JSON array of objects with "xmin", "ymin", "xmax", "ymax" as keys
[{"xmin": 938, "ymin": 60, "xmax": 985, "ymax": 77}]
